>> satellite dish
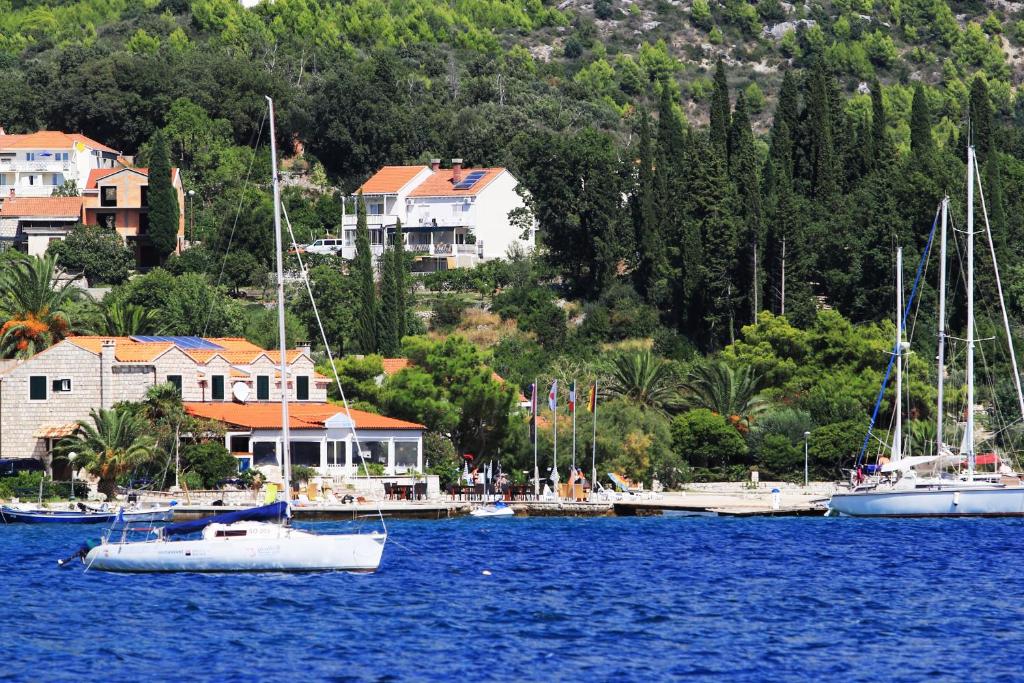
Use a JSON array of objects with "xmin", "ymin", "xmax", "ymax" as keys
[{"xmin": 232, "ymin": 382, "xmax": 250, "ymax": 403}]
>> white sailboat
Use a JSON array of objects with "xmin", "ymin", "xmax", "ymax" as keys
[
  {"xmin": 829, "ymin": 145, "xmax": 1024, "ymax": 517},
  {"xmin": 73, "ymin": 98, "xmax": 387, "ymax": 570}
]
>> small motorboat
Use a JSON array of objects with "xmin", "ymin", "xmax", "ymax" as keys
[
  {"xmin": 1, "ymin": 503, "xmax": 116, "ymax": 524},
  {"xmin": 122, "ymin": 505, "xmax": 176, "ymax": 523},
  {"xmin": 469, "ymin": 502, "xmax": 515, "ymax": 518}
]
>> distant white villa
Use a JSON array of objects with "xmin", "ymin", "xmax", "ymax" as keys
[{"xmin": 340, "ymin": 158, "xmax": 537, "ymax": 272}]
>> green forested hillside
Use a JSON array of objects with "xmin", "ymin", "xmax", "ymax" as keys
[{"xmin": 4, "ymin": 0, "xmax": 1024, "ymax": 484}]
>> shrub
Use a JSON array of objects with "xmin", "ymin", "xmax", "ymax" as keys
[
  {"xmin": 431, "ymin": 295, "xmax": 468, "ymax": 330},
  {"xmin": 47, "ymin": 224, "xmax": 133, "ymax": 286},
  {"xmin": 181, "ymin": 442, "xmax": 238, "ymax": 488},
  {"xmin": 291, "ymin": 465, "xmax": 318, "ymax": 483},
  {"xmin": 671, "ymin": 408, "xmax": 749, "ymax": 469}
]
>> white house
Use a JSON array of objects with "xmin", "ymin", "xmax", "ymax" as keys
[
  {"xmin": 0, "ymin": 129, "xmax": 120, "ymax": 199},
  {"xmin": 340, "ymin": 158, "xmax": 536, "ymax": 272}
]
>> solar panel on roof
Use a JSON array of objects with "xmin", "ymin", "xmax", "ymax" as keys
[
  {"xmin": 130, "ymin": 336, "xmax": 224, "ymax": 350},
  {"xmin": 452, "ymin": 170, "xmax": 486, "ymax": 190}
]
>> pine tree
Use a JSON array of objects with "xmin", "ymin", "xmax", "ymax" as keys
[
  {"xmin": 353, "ymin": 194, "xmax": 378, "ymax": 354},
  {"xmin": 909, "ymin": 82, "xmax": 934, "ymax": 164},
  {"xmin": 710, "ymin": 58, "xmax": 731, "ymax": 158},
  {"xmin": 729, "ymin": 93, "xmax": 764, "ymax": 323},
  {"xmin": 147, "ymin": 129, "xmax": 179, "ymax": 261}
]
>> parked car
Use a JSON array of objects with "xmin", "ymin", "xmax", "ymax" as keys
[
  {"xmin": 0, "ymin": 458, "xmax": 45, "ymax": 477},
  {"xmin": 304, "ymin": 238, "xmax": 345, "ymax": 255}
]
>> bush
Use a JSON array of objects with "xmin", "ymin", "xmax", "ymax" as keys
[
  {"xmin": 0, "ymin": 472, "xmax": 87, "ymax": 500},
  {"xmin": 431, "ymin": 295, "xmax": 468, "ymax": 330},
  {"xmin": 47, "ymin": 224, "xmax": 133, "ymax": 286},
  {"xmin": 181, "ymin": 442, "xmax": 238, "ymax": 489},
  {"xmin": 291, "ymin": 465, "xmax": 318, "ymax": 484},
  {"xmin": 671, "ymin": 408, "xmax": 748, "ymax": 469}
]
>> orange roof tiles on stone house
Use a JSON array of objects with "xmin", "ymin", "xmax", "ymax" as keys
[
  {"xmin": 407, "ymin": 167, "xmax": 503, "ymax": 198},
  {"xmin": 357, "ymin": 166, "xmax": 429, "ymax": 194},
  {"xmin": 0, "ymin": 131, "xmax": 118, "ymax": 154},
  {"xmin": 64, "ymin": 336, "xmax": 308, "ymax": 365},
  {"xmin": 0, "ymin": 196, "xmax": 84, "ymax": 219},
  {"xmin": 84, "ymin": 167, "xmax": 180, "ymax": 190},
  {"xmin": 183, "ymin": 402, "xmax": 424, "ymax": 431}
]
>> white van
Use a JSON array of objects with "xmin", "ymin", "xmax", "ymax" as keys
[{"xmin": 304, "ymin": 238, "xmax": 344, "ymax": 255}]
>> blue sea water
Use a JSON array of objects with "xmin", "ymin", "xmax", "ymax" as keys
[{"xmin": 3, "ymin": 515, "xmax": 1024, "ymax": 682}]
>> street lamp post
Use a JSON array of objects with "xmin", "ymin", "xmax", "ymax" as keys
[
  {"xmin": 68, "ymin": 452, "xmax": 77, "ymax": 501},
  {"xmin": 187, "ymin": 189, "xmax": 195, "ymax": 243},
  {"xmin": 803, "ymin": 431, "xmax": 810, "ymax": 487}
]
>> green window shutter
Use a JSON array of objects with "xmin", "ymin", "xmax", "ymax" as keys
[
  {"xmin": 296, "ymin": 375, "xmax": 309, "ymax": 401},
  {"xmin": 212, "ymin": 375, "xmax": 225, "ymax": 400},
  {"xmin": 29, "ymin": 376, "xmax": 47, "ymax": 401},
  {"xmin": 167, "ymin": 375, "xmax": 182, "ymax": 396},
  {"xmin": 257, "ymin": 376, "xmax": 269, "ymax": 400}
]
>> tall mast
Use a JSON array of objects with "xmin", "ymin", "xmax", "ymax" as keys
[
  {"xmin": 936, "ymin": 197, "xmax": 948, "ymax": 458},
  {"xmin": 965, "ymin": 145, "xmax": 976, "ymax": 479},
  {"xmin": 267, "ymin": 96, "xmax": 291, "ymax": 503},
  {"xmin": 893, "ymin": 246, "xmax": 903, "ymax": 462}
]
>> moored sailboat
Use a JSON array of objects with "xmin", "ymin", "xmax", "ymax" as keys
[
  {"xmin": 829, "ymin": 145, "xmax": 1024, "ymax": 517},
  {"xmin": 69, "ymin": 97, "xmax": 387, "ymax": 570}
]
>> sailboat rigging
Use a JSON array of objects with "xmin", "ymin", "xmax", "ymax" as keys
[{"xmin": 66, "ymin": 97, "xmax": 387, "ymax": 570}]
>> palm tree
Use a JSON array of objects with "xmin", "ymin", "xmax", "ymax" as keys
[
  {"xmin": 52, "ymin": 407, "xmax": 158, "ymax": 500},
  {"xmin": 143, "ymin": 382, "xmax": 189, "ymax": 488},
  {"xmin": 681, "ymin": 359, "xmax": 767, "ymax": 432},
  {"xmin": 605, "ymin": 349, "xmax": 682, "ymax": 413},
  {"xmin": 96, "ymin": 302, "xmax": 162, "ymax": 336},
  {"xmin": 0, "ymin": 252, "xmax": 90, "ymax": 358}
]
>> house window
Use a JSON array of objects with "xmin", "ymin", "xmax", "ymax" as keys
[
  {"xmin": 296, "ymin": 376, "xmax": 309, "ymax": 401},
  {"xmin": 97, "ymin": 213, "xmax": 116, "ymax": 229},
  {"xmin": 26, "ymin": 153, "xmax": 35, "ymax": 161},
  {"xmin": 368, "ymin": 201, "xmax": 384, "ymax": 215},
  {"xmin": 99, "ymin": 185, "xmax": 115, "ymax": 206},
  {"xmin": 29, "ymin": 376, "xmax": 47, "ymax": 401},
  {"xmin": 27, "ymin": 175, "xmax": 35, "ymax": 186},
  {"xmin": 252, "ymin": 441, "xmax": 278, "ymax": 466},
  {"xmin": 395, "ymin": 441, "xmax": 418, "ymax": 470},
  {"xmin": 289, "ymin": 442, "xmax": 321, "ymax": 468},
  {"xmin": 236, "ymin": 457, "xmax": 252, "ymax": 472},
  {"xmin": 139, "ymin": 213, "xmax": 149, "ymax": 234},
  {"xmin": 229, "ymin": 435, "xmax": 250, "ymax": 453},
  {"xmin": 370, "ymin": 229, "xmax": 383, "ymax": 245},
  {"xmin": 354, "ymin": 441, "xmax": 387, "ymax": 467},
  {"xmin": 327, "ymin": 440, "xmax": 346, "ymax": 467},
  {"xmin": 257, "ymin": 375, "xmax": 270, "ymax": 400},
  {"xmin": 211, "ymin": 375, "xmax": 225, "ymax": 400},
  {"xmin": 167, "ymin": 375, "xmax": 182, "ymax": 395},
  {"xmin": 51, "ymin": 378, "xmax": 72, "ymax": 393},
  {"xmin": 140, "ymin": 186, "xmax": 148, "ymax": 207}
]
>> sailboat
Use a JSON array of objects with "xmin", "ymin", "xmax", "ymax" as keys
[
  {"xmin": 68, "ymin": 98, "xmax": 387, "ymax": 570},
  {"xmin": 828, "ymin": 145, "xmax": 1024, "ymax": 517}
]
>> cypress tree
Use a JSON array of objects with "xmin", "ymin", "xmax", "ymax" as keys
[
  {"xmin": 147, "ymin": 129, "xmax": 179, "ymax": 262},
  {"xmin": 729, "ymin": 93, "xmax": 764, "ymax": 323},
  {"xmin": 764, "ymin": 71, "xmax": 799, "ymax": 197},
  {"xmin": 968, "ymin": 75, "xmax": 993, "ymax": 161},
  {"xmin": 656, "ymin": 85, "xmax": 694, "ymax": 328},
  {"xmin": 632, "ymin": 110, "xmax": 667, "ymax": 305},
  {"xmin": 393, "ymin": 218, "xmax": 406, "ymax": 341},
  {"xmin": 803, "ymin": 61, "xmax": 840, "ymax": 199},
  {"xmin": 709, "ymin": 58, "xmax": 731, "ymax": 158},
  {"xmin": 909, "ymin": 82, "xmax": 934, "ymax": 166},
  {"xmin": 870, "ymin": 78, "xmax": 889, "ymax": 168},
  {"xmin": 353, "ymin": 194, "xmax": 378, "ymax": 354}
]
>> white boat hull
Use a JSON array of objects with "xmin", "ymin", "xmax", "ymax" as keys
[
  {"xmin": 85, "ymin": 528, "xmax": 386, "ymax": 573},
  {"xmin": 828, "ymin": 486, "xmax": 1024, "ymax": 517},
  {"xmin": 122, "ymin": 507, "xmax": 175, "ymax": 523},
  {"xmin": 469, "ymin": 506, "xmax": 515, "ymax": 517}
]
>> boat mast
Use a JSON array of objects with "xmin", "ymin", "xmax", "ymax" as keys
[
  {"xmin": 893, "ymin": 246, "xmax": 903, "ymax": 462},
  {"xmin": 965, "ymin": 145, "xmax": 976, "ymax": 480},
  {"xmin": 936, "ymin": 196, "xmax": 948, "ymax": 457},
  {"xmin": 267, "ymin": 96, "xmax": 292, "ymax": 503}
]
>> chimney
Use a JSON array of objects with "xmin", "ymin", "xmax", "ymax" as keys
[
  {"xmin": 430, "ymin": 158, "xmax": 441, "ymax": 172},
  {"xmin": 451, "ymin": 158, "xmax": 463, "ymax": 182},
  {"xmin": 296, "ymin": 341, "xmax": 312, "ymax": 357},
  {"xmin": 8, "ymin": 189, "xmax": 13, "ymax": 198}
]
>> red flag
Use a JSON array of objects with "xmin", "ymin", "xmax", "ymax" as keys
[{"xmin": 568, "ymin": 381, "xmax": 576, "ymax": 413}]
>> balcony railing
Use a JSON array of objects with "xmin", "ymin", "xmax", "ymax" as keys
[
  {"xmin": 0, "ymin": 160, "xmax": 73, "ymax": 173},
  {"xmin": 340, "ymin": 213, "xmax": 399, "ymax": 228},
  {"xmin": 0, "ymin": 185, "xmax": 59, "ymax": 198}
]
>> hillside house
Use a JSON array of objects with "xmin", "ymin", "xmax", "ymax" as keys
[
  {"xmin": 0, "ymin": 129, "xmax": 120, "ymax": 200},
  {"xmin": 340, "ymin": 158, "xmax": 536, "ymax": 272}
]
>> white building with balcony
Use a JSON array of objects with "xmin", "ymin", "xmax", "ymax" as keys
[
  {"xmin": 0, "ymin": 129, "xmax": 120, "ymax": 200},
  {"xmin": 341, "ymin": 158, "xmax": 536, "ymax": 272}
]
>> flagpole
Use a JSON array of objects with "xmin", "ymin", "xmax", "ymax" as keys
[
  {"xmin": 571, "ymin": 380, "xmax": 577, "ymax": 475},
  {"xmin": 591, "ymin": 380, "xmax": 598, "ymax": 495},
  {"xmin": 533, "ymin": 378, "xmax": 539, "ymax": 497}
]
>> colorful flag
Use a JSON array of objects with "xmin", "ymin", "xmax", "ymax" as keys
[
  {"xmin": 568, "ymin": 381, "xmax": 576, "ymax": 413},
  {"xmin": 529, "ymin": 383, "xmax": 537, "ymax": 440},
  {"xmin": 587, "ymin": 383, "xmax": 597, "ymax": 413},
  {"xmin": 548, "ymin": 380, "xmax": 558, "ymax": 411}
]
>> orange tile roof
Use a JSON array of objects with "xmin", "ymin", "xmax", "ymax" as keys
[
  {"xmin": 0, "ymin": 131, "xmax": 117, "ymax": 154},
  {"xmin": 0, "ymin": 196, "xmax": 83, "ymax": 218},
  {"xmin": 381, "ymin": 358, "xmax": 412, "ymax": 376},
  {"xmin": 33, "ymin": 423, "xmax": 79, "ymax": 439},
  {"xmin": 65, "ymin": 337, "xmax": 173, "ymax": 362},
  {"xmin": 183, "ymin": 402, "xmax": 424, "ymax": 430},
  {"xmin": 62, "ymin": 337, "xmax": 306, "ymax": 365},
  {"xmin": 408, "ymin": 167, "xmax": 503, "ymax": 198},
  {"xmin": 358, "ymin": 166, "xmax": 428, "ymax": 194},
  {"xmin": 84, "ymin": 166, "xmax": 179, "ymax": 189}
]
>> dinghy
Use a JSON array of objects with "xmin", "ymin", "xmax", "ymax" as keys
[{"xmin": 469, "ymin": 502, "xmax": 515, "ymax": 518}]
